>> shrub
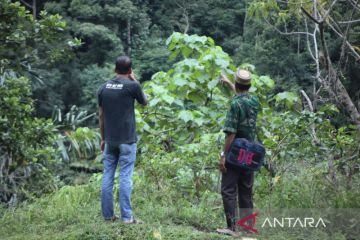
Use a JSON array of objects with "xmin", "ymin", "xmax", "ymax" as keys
[{"xmin": 0, "ymin": 77, "xmax": 57, "ymax": 204}]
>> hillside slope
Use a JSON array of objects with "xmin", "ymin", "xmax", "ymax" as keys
[
  {"xmin": 1, "ymin": 172, "xmax": 354, "ymax": 240},
  {"xmin": 0, "ymin": 175, "xmax": 235, "ymax": 240}
]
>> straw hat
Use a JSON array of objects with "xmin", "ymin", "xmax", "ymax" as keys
[{"xmin": 235, "ymin": 69, "xmax": 252, "ymax": 85}]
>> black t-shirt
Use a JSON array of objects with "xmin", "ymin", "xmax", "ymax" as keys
[{"xmin": 98, "ymin": 77, "xmax": 146, "ymax": 144}]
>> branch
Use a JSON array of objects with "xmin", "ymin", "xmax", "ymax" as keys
[
  {"xmin": 339, "ymin": 9, "xmax": 356, "ymax": 66},
  {"xmin": 300, "ymin": 90, "xmax": 314, "ymax": 112},
  {"xmin": 300, "ymin": 89, "xmax": 319, "ymax": 144},
  {"xmin": 276, "ymin": 0, "xmax": 313, "ymax": 4},
  {"xmin": 301, "ymin": 7, "xmax": 321, "ymax": 24},
  {"xmin": 338, "ymin": 19, "xmax": 360, "ymax": 24},
  {"xmin": 304, "ymin": 17, "xmax": 316, "ymax": 61},
  {"xmin": 316, "ymin": 85, "xmax": 323, "ymax": 95},
  {"xmin": 264, "ymin": 19, "xmax": 313, "ymax": 36},
  {"xmin": 317, "ymin": 0, "xmax": 360, "ymax": 61},
  {"xmin": 19, "ymin": 0, "xmax": 32, "ymax": 9},
  {"xmin": 347, "ymin": 0, "xmax": 360, "ymax": 12},
  {"xmin": 183, "ymin": 10, "xmax": 189, "ymax": 34},
  {"xmin": 322, "ymin": 0, "xmax": 339, "ymax": 21},
  {"xmin": 336, "ymin": 153, "xmax": 360, "ymax": 163},
  {"xmin": 328, "ymin": 17, "xmax": 360, "ymax": 61},
  {"xmin": 175, "ymin": 1, "xmax": 190, "ymax": 34}
]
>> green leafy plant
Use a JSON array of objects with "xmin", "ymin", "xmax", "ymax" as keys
[
  {"xmin": 58, "ymin": 127, "xmax": 101, "ymax": 163},
  {"xmin": 135, "ymin": 32, "xmax": 360, "ymax": 208},
  {"xmin": 0, "ymin": 0, "xmax": 80, "ymax": 80},
  {"xmin": 136, "ymin": 32, "xmax": 282, "ymax": 199},
  {"xmin": 0, "ymin": 77, "xmax": 57, "ymax": 204},
  {"xmin": 53, "ymin": 106, "xmax": 100, "ymax": 162}
]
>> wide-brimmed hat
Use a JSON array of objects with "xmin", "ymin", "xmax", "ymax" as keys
[{"xmin": 235, "ymin": 69, "xmax": 252, "ymax": 85}]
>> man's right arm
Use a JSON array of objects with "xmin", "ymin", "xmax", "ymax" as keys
[
  {"xmin": 141, "ymin": 91, "xmax": 148, "ymax": 106},
  {"xmin": 98, "ymin": 86, "xmax": 105, "ymax": 152},
  {"xmin": 128, "ymin": 72, "xmax": 148, "ymax": 106},
  {"xmin": 138, "ymin": 85, "xmax": 148, "ymax": 106},
  {"xmin": 134, "ymin": 83, "xmax": 148, "ymax": 106},
  {"xmin": 220, "ymin": 73, "xmax": 236, "ymax": 94},
  {"xmin": 219, "ymin": 101, "xmax": 239, "ymax": 172},
  {"xmin": 99, "ymin": 107, "xmax": 105, "ymax": 152}
]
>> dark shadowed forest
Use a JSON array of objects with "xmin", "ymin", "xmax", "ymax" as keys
[{"xmin": 1, "ymin": 0, "xmax": 359, "ymax": 239}]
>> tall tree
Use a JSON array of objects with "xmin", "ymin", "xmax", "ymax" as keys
[
  {"xmin": 248, "ymin": 0, "xmax": 360, "ymax": 129},
  {"xmin": 0, "ymin": 0, "xmax": 74, "ymax": 204},
  {"xmin": 19, "ymin": 0, "xmax": 37, "ymax": 19}
]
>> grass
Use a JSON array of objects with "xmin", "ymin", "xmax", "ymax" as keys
[
  {"xmin": 1, "ymin": 170, "xmax": 358, "ymax": 240},
  {"xmin": 0, "ymin": 176, "xmax": 232, "ymax": 240}
]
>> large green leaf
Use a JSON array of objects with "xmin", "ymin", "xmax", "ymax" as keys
[
  {"xmin": 162, "ymin": 94, "xmax": 175, "ymax": 105},
  {"xmin": 207, "ymin": 78, "xmax": 219, "ymax": 89},
  {"xmin": 275, "ymin": 91, "xmax": 299, "ymax": 108},
  {"xmin": 174, "ymin": 76, "xmax": 187, "ymax": 87},
  {"xmin": 178, "ymin": 110, "xmax": 193, "ymax": 123},
  {"xmin": 187, "ymin": 91, "xmax": 204, "ymax": 103},
  {"xmin": 215, "ymin": 58, "xmax": 230, "ymax": 69}
]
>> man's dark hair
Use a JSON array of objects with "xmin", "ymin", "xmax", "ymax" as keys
[
  {"xmin": 115, "ymin": 56, "xmax": 132, "ymax": 74},
  {"xmin": 235, "ymin": 82, "xmax": 251, "ymax": 91}
]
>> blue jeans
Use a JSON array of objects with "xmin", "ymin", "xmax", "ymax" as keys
[{"xmin": 101, "ymin": 142, "xmax": 136, "ymax": 221}]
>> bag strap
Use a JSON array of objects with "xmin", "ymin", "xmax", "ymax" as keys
[
  {"xmin": 239, "ymin": 95, "xmax": 262, "ymax": 143},
  {"xmin": 241, "ymin": 97, "xmax": 251, "ymax": 126}
]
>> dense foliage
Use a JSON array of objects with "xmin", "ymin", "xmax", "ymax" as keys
[
  {"xmin": 19, "ymin": 0, "xmax": 357, "ymax": 122},
  {"xmin": 135, "ymin": 32, "xmax": 359, "ymax": 209},
  {"xmin": 0, "ymin": 76, "xmax": 57, "ymax": 203},
  {"xmin": 0, "ymin": 0, "xmax": 76, "ymax": 203},
  {"xmin": 0, "ymin": 0, "xmax": 359, "ymax": 239}
]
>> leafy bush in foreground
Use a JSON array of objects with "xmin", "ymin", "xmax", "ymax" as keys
[{"xmin": 0, "ymin": 77, "xmax": 57, "ymax": 204}]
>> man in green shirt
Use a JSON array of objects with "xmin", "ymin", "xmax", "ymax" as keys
[{"xmin": 217, "ymin": 69, "xmax": 260, "ymax": 236}]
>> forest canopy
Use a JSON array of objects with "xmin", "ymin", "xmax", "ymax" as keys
[{"xmin": 0, "ymin": 0, "xmax": 359, "ymax": 239}]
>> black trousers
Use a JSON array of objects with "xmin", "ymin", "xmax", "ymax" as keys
[{"xmin": 221, "ymin": 168, "xmax": 254, "ymax": 231}]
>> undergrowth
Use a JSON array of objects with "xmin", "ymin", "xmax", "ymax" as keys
[{"xmin": 1, "ymin": 168, "xmax": 359, "ymax": 240}]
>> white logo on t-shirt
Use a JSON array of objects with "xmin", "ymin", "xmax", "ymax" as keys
[{"xmin": 106, "ymin": 83, "xmax": 123, "ymax": 89}]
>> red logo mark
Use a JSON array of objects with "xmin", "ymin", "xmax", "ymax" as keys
[
  {"xmin": 237, "ymin": 149, "xmax": 254, "ymax": 165},
  {"xmin": 236, "ymin": 213, "xmax": 258, "ymax": 233}
]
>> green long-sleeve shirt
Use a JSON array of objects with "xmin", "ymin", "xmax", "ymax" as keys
[{"xmin": 223, "ymin": 93, "xmax": 260, "ymax": 141}]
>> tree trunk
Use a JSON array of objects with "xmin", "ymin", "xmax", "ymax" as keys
[
  {"xmin": 318, "ymin": 22, "xmax": 360, "ymax": 129},
  {"xmin": 127, "ymin": 18, "xmax": 131, "ymax": 56},
  {"xmin": 32, "ymin": 0, "xmax": 36, "ymax": 19},
  {"xmin": 302, "ymin": 6, "xmax": 360, "ymax": 130},
  {"xmin": 330, "ymin": 67, "xmax": 360, "ymax": 128},
  {"xmin": 19, "ymin": 0, "xmax": 36, "ymax": 19}
]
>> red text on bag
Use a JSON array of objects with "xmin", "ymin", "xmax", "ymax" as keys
[{"xmin": 237, "ymin": 148, "xmax": 254, "ymax": 165}]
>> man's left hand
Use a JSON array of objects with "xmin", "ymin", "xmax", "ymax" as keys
[
  {"xmin": 219, "ymin": 156, "xmax": 227, "ymax": 173},
  {"xmin": 100, "ymin": 140, "xmax": 105, "ymax": 152}
]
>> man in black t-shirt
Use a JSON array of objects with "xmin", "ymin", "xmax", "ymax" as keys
[{"xmin": 98, "ymin": 56, "xmax": 147, "ymax": 223}]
